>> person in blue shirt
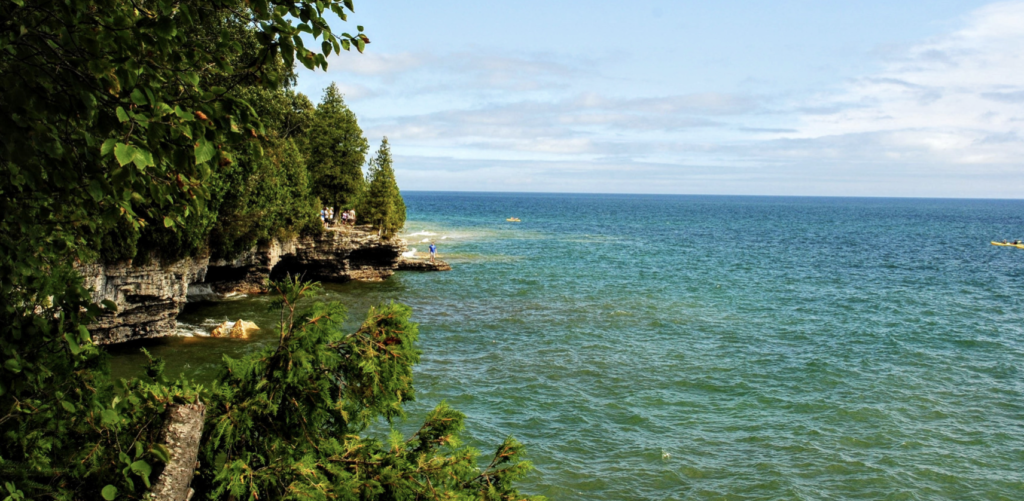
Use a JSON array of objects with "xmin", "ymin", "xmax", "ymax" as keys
[{"xmin": 429, "ymin": 242, "xmax": 436, "ymax": 263}]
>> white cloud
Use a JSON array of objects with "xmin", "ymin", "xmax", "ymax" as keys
[
  {"xmin": 789, "ymin": 1, "xmax": 1024, "ymax": 166},
  {"xmin": 306, "ymin": 2, "xmax": 1024, "ymax": 197},
  {"xmin": 325, "ymin": 52, "xmax": 429, "ymax": 76}
]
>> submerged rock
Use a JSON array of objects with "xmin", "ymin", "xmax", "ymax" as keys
[
  {"xmin": 210, "ymin": 320, "xmax": 259, "ymax": 339},
  {"xmin": 396, "ymin": 258, "xmax": 451, "ymax": 272}
]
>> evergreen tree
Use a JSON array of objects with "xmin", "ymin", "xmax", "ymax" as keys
[
  {"xmin": 357, "ymin": 137, "xmax": 407, "ymax": 238},
  {"xmin": 306, "ymin": 83, "xmax": 370, "ymax": 211},
  {"xmin": 197, "ymin": 277, "xmax": 542, "ymax": 500}
]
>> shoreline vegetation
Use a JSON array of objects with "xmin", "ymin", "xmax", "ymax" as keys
[{"xmin": 0, "ymin": 0, "xmax": 539, "ymax": 499}]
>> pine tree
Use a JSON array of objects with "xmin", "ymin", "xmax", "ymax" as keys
[
  {"xmin": 196, "ymin": 276, "xmax": 542, "ymax": 500},
  {"xmin": 305, "ymin": 84, "xmax": 370, "ymax": 211},
  {"xmin": 357, "ymin": 137, "xmax": 407, "ymax": 238}
]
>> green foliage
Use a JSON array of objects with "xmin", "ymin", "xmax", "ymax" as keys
[
  {"xmin": 357, "ymin": 137, "xmax": 407, "ymax": 238},
  {"xmin": 198, "ymin": 277, "xmax": 542, "ymax": 500},
  {"xmin": 209, "ymin": 136, "xmax": 321, "ymax": 259},
  {"xmin": 0, "ymin": 0, "xmax": 371, "ymax": 497},
  {"xmin": 0, "ymin": 0, "xmax": 538, "ymax": 497},
  {"xmin": 306, "ymin": 83, "xmax": 370, "ymax": 210}
]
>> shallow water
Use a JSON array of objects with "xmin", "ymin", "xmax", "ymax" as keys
[{"xmin": 108, "ymin": 193, "xmax": 1024, "ymax": 500}]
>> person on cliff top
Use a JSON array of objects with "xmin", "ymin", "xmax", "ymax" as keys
[
  {"xmin": 429, "ymin": 241, "xmax": 437, "ymax": 263},
  {"xmin": 341, "ymin": 210, "xmax": 349, "ymax": 226},
  {"xmin": 349, "ymin": 209, "xmax": 356, "ymax": 226}
]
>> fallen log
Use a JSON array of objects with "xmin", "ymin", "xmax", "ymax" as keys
[{"xmin": 148, "ymin": 403, "xmax": 206, "ymax": 501}]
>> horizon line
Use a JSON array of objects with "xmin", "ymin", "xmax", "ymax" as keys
[{"xmin": 400, "ymin": 190, "xmax": 1024, "ymax": 202}]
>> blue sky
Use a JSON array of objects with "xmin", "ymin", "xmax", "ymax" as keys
[{"xmin": 296, "ymin": 1, "xmax": 1024, "ymax": 197}]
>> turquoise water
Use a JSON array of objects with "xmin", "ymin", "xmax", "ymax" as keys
[{"xmin": 109, "ymin": 193, "xmax": 1024, "ymax": 500}]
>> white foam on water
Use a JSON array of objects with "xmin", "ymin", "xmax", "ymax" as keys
[
  {"xmin": 401, "ymin": 248, "xmax": 417, "ymax": 258},
  {"xmin": 407, "ymin": 231, "xmax": 436, "ymax": 237},
  {"xmin": 441, "ymin": 236, "xmax": 448, "ymax": 240},
  {"xmin": 420, "ymin": 238, "xmax": 430, "ymax": 243}
]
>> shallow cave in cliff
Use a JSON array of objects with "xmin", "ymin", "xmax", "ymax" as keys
[
  {"xmin": 268, "ymin": 255, "xmax": 324, "ymax": 282},
  {"xmin": 348, "ymin": 246, "xmax": 401, "ymax": 268},
  {"xmin": 203, "ymin": 265, "xmax": 255, "ymax": 284}
]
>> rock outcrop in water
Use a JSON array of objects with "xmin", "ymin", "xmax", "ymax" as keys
[
  {"xmin": 210, "ymin": 320, "xmax": 260, "ymax": 339},
  {"xmin": 202, "ymin": 226, "xmax": 404, "ymax": 294},
  {"xmin": 396, "ymin": 258, "xmax": 453, "ymax": 272},
  {"xmin": 81, "ymin": 226, "xmax": 442, "ymax": 344}
]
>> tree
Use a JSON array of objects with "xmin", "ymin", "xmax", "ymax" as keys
[
  {"xmin": 357, "ymin": 137, "xmax": 407, "ymax": 238},
  {"xmin": 197, "ymin": 277, "xmax": 542, "ymax": 500},
  {"xmin": 0, "ymin": 0, "xmax": 540, "ymax": 497},
  {"xmin": 0, "ymin": 0, "xmax": 371, "ymax": 498},
  {"xmin": 306, "ymin": 83, "xmax": 370, "ymax": 211}
]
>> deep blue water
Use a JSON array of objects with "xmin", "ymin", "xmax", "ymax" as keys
[{"xmin": 113, "ymin": 193, "xmax": 1024, "ymax": 500}]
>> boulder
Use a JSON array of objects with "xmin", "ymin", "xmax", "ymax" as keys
[{"xmin": 210, "ymin": 320, "xmax": 259, "ymax": 339}]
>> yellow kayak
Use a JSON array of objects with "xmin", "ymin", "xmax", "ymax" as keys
[
  {"xmin": 506, "ymin": 218, "xmax": 521, "ymax": 222},
  {"xmin": 991, "ymin": 241, "xmax": 1024, "ymax": 249}
]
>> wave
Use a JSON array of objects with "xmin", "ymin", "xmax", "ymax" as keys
[
  {"xmin": 406, "ymin": 231, "xmax": 437, "ymax": 237},
  {"xmin": 401, "ymin": 248, "xmax": 417, "ymax": 258}
]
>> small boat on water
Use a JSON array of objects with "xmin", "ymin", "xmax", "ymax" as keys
[
  {"xmin": 991, "ymin": 241, "xmax": 1024, "ymax": 249},
  {"xmin": 506, "ymin": 217, "xmax": 521, "ymax": 222}
]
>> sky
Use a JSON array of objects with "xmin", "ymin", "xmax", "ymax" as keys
[{"xmin": 295, "ymin": 0, "xmax": 1024, "ymax": 198}]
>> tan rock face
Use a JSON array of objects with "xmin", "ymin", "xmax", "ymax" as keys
[
  {"xmin": 230, "ymin": 320, "xmax": 259, "ymax": 339},
  {"xmin": 210, "ymin": 320, "xmax": 259, "ymax": 339}
]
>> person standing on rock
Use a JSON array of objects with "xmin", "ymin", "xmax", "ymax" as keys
[
  {"xmin": 429, "ymin": 241, "xmax": 437, "ymax": 263},
  {"xmin": 349, "ymin": 209, "xmax": 356, "ymax": 226}
]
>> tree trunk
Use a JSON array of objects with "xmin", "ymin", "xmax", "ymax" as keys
[{"xmin": 148, "ymin": 402, "xmax": 206, "ymax": 501}]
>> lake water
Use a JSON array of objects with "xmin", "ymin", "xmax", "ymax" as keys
[{"xmin": 108, "ymin": 193, "xmax": 1024, "ymax": 500}]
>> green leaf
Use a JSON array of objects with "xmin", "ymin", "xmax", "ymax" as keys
[
  {"xmin": 88, "ymin": 179, "xmax": 104, "ymax": 201},
  {"xmin": 64, "ymin": 331, "xmax": 82, "ymax": 355},
  {"xmin": 79, "ymin": 325, "xmax": 91, "ymax": 343},
  {"xmin": 133, "ymin": 148, "xmax": 154, "ymax": 170},
  {"xmin": 101, "ymin": 408, "xmax": 118, "ymax": 425},
  {"xmin": 163, "ymin": 216, "xmax": 174, "ymax": 228},
  {"xmin": 155, "ymin": 17, "xmax": 176, "ymax": 38},
  {"xmin": 130, "ymin": 460, "xmax": 152, "ymax": 488},
  {"xmin": 130, "ymin": 88, "xmax": 147, "ymax": 106},
  {"xmin": 114, "ymin": 143, "xmax": 135, "ymax": 166},
  {"xmin": 4, "ymin": 359, "xmax": 21, "ymax": 373},
  {"xmin": 101, "ymin": 485, "xmax": 117, "ymax": 500},
  {"xmin": 102, "ymin": 299, "xmax": 118, "ymax": 312},
  {"xmin": 152, "ymin": 443, "xmax": 171, "ymax": 463},
  {"xmin": 194, "ymin": 138, "xmax": 215, "ymax": 165},
  {"xmin": 115, "ymin": 107, "xmax": 129, "ymax": 122},
  {"xmin": 61, "ymin": 400, "xmax": 76, "ymax": 412},
  {"xmin": 100, "ymin": 138, "xmax": 117, "ymax": 157},
  {"xmin": 183, "ymin": 72, "xmax": 199, "ymax": 87}
]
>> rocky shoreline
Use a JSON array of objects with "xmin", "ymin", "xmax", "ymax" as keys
[{"xmin": 80, "ymin": 226, "xmax": 448, "ymax": 344}]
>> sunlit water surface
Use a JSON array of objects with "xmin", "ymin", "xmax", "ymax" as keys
[{"xmin": 109, "ymin": 193, "xmax": 1024, "ymax": 500}]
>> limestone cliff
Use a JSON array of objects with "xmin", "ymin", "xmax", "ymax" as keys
[
  {"xmin": 82, "ymin": 226, "xmax": 409, "ymax": 344},
  {"xmin": 202, "ymin": 226, "xmax": 404, "ymax": 294},
  {"xmin": 79, "ymin": 254, "xmax": 208, "ymax": 345}
]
